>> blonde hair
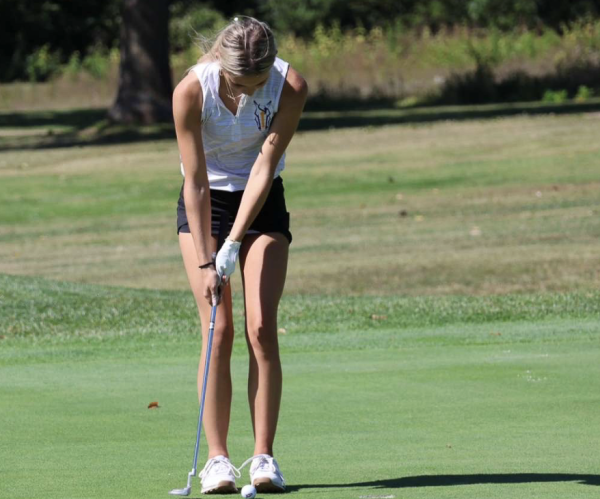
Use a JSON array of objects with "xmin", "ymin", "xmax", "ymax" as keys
[{"xmin": 198, "ymin": 16, "xmax": 277, "ymax": 76}]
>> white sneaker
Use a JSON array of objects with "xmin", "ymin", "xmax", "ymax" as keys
[
  {"xmin": 198, "ymin": 455, "xmax": 240, "ymax": 494},
  {"xmin": 240, "ymin": 454, "xmax": 286, "ymax": 492}
]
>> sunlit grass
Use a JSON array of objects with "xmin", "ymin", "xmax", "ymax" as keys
[
  {"xmin": 1, "ymin": 109, "xmax": 599, "ymax": 295},
  {"xmin": 1, "ymin": 104, "xmax": 600, "ymax": 499},
  {"xmin": 1, "ymin": 273, "xmax": 600, "ymax": 499}
]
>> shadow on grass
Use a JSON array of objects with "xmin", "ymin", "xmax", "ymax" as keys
[
  {"xmin": 297, "ymin": 99, "xmax": 600, "ymax": 132},
  {"xmin": 0, "ymin": 107, "xmax": 176, "ymax": 151},
  {"xmin": 2, "ymin": 99, "xmax": 600, "ymax": 151},
  {"xmin": 434, "ymin": 60, "xmax": 600, "ymax": 107},
  {"xmin": 0, "ymin": 108, "xmax": 107, "ymax": 130},
  {"xmin": 286, "ymin": 473, "xmax": 600, "ymax": 492}
]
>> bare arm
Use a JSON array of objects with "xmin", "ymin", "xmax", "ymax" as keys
[
  {"xmin": 173, "ymin": 72, "xmax": 220, "ymax": 302},
  {"xmin": 228, "ymin": 67, "xmax": 308, "ymax": 242}
]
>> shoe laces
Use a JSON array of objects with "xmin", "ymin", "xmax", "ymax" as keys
[
  {"xmin": 199, "ymin": 456, "xmax": 241, "ymax": 479},
  {"xmin": 239, "ymin": 454, "xmax": 284, "ymax": 482}
]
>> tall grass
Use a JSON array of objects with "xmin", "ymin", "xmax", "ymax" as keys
[
  {"xmin": 2, "ymin": 22, "xmax": 600, "ymax": 111},
  {"xmin": 175, "ymin": 24, "xmax": 562, "ymax": 99},
  {"xmin": 273, "ymin": 23, "xmax": 593, "ymax": 103}
]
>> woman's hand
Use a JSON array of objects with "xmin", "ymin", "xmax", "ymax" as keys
[
  {"xmin": 215, "ymin": 239, "xmax": 242, "ymax": 282},
  {"xmin": 201, "ymin": 266, "xmax": 222, "ymax": 306}
]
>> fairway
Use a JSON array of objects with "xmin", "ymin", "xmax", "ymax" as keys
[
  {"xmin": 1, "ymin": 109, "xmax": 599, "ymax": 295},
  {"xmin": 0, "ymin": 277, "xmax": 600, "ymax": 498},
  {"xmin": 2, "ymin": 275, "xmax": 600, "ymax": 499},
  {"xmin": 2, "ymin": 108, "xmax": 600, "ymax": 499}
]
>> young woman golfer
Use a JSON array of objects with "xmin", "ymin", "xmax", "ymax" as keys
[{"xmin": 173, "ymin": 16, "xmax": 307, "ymax": 494}]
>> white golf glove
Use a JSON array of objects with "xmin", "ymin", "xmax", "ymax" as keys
[{"xmin": 215, "ymin": 238, "xmax": 241, "ymax": 281}]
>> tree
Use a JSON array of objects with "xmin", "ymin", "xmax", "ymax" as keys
[
  {"xmin": 0, "ymin": 0, "xmax": 121, "ymax": 82},
  {"xmin": 108, "ymin": 0, "xmax": 172, "ymax": 124}
]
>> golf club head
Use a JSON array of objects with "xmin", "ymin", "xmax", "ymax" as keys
[
  {"xmin": 168, "ymin": 486, "xmax": 191, "ymax": 496},
  {"xmin": 169, "ymin": 469, "xmax": 195, "ymax": 496}
]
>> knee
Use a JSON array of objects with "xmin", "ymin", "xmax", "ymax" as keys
[
  {"xmin": 246, "ymin": 318, "xmax": 279, "ymax": 358},
  {"xmin": 208, "ymin": 324, "xmax": 234, "ymax": 358}
]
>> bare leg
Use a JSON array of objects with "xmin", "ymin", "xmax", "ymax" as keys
[
  {"xmin": 240, "ymin": 233, "xmax": 289, "ymax": 456},
  {"xmin": 179, "ymin": 232, "xmax": 235, "ymax": 459}
]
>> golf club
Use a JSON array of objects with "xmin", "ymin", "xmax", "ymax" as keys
[
  {"xmin": 170, "ymin": 211, "xmax": 229, "ymax": 496},
  {"xmin": 169, "ymin": 300, "xmax": 218, "ymax": 496}
]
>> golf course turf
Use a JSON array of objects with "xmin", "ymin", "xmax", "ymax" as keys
[{"xmin": 1, "ymin": 106, "xmax": 599, "ymax": 498}]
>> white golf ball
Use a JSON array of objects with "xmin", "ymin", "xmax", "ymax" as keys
[{"xmin": 241, "ymin": 484, "xmax": 257, "ymax": 499}]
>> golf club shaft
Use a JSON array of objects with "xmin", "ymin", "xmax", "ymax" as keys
[
  {"xmin": 191, "ymin": 302, "xmax": 217, "ymax": 473},
  {"xmin": 171, "ymin": 212, "xmax": 229, "ymax": 495}
]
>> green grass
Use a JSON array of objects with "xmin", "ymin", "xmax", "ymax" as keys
[
  {"xmin": 1, "ymin": 108, "xmax": 600, "ymax": 295},
  {"xmin": 2, "ymin": 105, "xmax": 600, "ymax": 498},
  {"xmin": 1, "ymin": 274, "xmax": 600, "ymax": 499}
]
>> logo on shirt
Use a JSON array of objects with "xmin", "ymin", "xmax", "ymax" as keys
[{"xmin": 253, "ymin": 100, "xmax": 273, "ymax": 131}]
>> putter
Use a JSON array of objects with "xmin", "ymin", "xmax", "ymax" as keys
[{"xmin": 170, "ymin": 211, "xmax": 229, "ymax": 496}]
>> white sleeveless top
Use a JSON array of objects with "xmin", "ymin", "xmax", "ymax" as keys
[{"xmin": 180, "ymin": 57, "xmax": 290, "ymax": 191}]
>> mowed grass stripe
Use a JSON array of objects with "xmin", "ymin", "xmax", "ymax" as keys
[
  {"xmin": 1, "ymin": 326, "xmax": 599, "ymax": 498},
  {"xmin": 2, "ymin": 273, "xmax": 599, "ymax": 346},
  {"xmin": 1, "ymin": 112, "xmax": 599, "ymax": 295}
]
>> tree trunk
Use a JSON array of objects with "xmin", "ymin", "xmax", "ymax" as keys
[{"xmin": 108, "ymin": 0, "xmax": 172, "ymax": 124}]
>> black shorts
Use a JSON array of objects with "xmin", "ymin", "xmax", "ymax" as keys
[{"xmin": 177, "ymin": 176, "xmax": 292, "ymax": 244}]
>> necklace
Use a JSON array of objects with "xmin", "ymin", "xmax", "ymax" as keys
[{"xmin": 221, "ymin": 71, "xmax": 242, "ymax": 102}]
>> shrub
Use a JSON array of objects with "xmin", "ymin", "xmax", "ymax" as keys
[
  {"xmin": 170, "ymin": 4, "xmax": 227, "ymax": 53},
  {"xmin": 81, "ymin": 48, "xmax": 112, "ymax": 80},
  {"xmin": 63, "ymin": 51, "xmax": 82, "ymax": 79},
  {"xmin": 467, "ymin": 0, "xmax": 540, "ymax": 31},
  {"xmin": 25, "ymin": 45, "xmax": 62, "ymax": 82},
  {"xmin": 542, "ymin": 89, "xmax": 568, "ymax": 103},
  {"xmin": 575, "ymin": 85, "xmax": 593, "ymax": 101}
]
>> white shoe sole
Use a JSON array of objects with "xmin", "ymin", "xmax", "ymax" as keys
[
  {"xmin": 253, "ymin": 477, "xmax": 285, "ymax": 493},
  {"xmin": 202, "ymin": 481, "xmax": 238, "ymax": 494}
]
